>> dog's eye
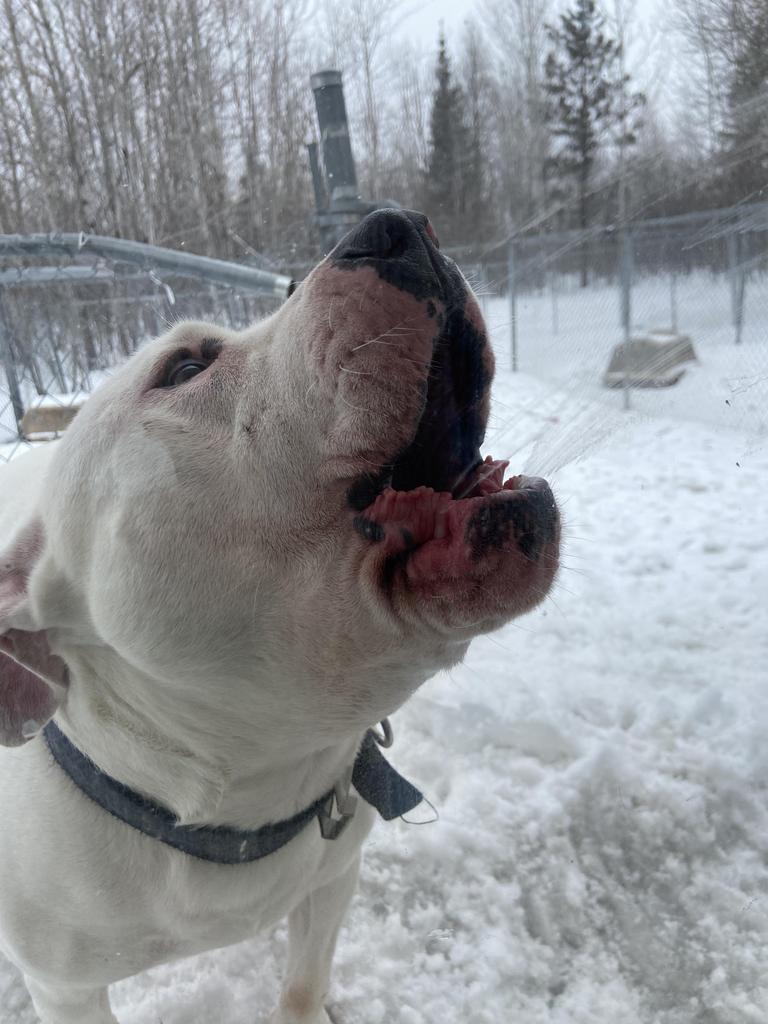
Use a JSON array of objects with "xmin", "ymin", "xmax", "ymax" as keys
[
  {"xmin": 158, "ymin": 339, "xmax": 222, "ymax": 389},
  {"xmin": 165, "ymin": 359, "xmax": 208, "ymax": 388}
]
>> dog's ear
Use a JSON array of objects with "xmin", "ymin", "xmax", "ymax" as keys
[{"xmin": 0, "ymin": 520, "xmax": 69, "ymax": 747}]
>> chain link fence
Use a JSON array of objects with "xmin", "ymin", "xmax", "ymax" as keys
[
  {"xmin": 2, "ymin": 202, "xmax": 767, "ymax": 463},
  {"xmin": 0, "ymin": 235, "xmax": 293, "ymax": 462},
  {"xmin": 444, "ymin": 200, "xmax": 768, "ymax": 372}
]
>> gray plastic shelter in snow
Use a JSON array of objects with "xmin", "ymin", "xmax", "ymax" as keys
[{"xmin": 603, "ymin": 331, "xmax": 698, "ymax": 388}]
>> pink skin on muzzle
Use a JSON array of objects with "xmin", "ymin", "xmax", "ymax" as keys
[{"xmin": 304, "ymin": 240, "xmax": 560, "ymax": 633}]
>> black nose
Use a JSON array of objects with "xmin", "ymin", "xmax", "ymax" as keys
[
  {"xmin": 331, "ymin": 209, "xmax": 448, "ymax": 301},
  {"xmin": 332, "ymin": 209, "xmax": 439, "ymax": 263}
]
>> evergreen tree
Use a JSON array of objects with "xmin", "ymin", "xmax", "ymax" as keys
[
  {"xmin": 424, "ymin": 34, "xmax": 469, "ymax": 242},
  {"xmin": 544, "ymin": 0, "xmax": 643, "ymax": 262}
]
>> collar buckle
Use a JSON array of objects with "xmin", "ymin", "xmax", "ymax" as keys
[{"xmin": 318, "ymin": 765, "xmax": 358, "ymax": 840}]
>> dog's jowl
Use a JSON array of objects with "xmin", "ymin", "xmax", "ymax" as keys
[{"xmin": 0, "ymin": 210, "xmax": 559, "ymax": 1024}]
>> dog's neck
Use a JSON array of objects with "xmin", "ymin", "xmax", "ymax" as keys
[{"xmin": 54, "ymin": 646, "xmax": 371, "ymax": 829}]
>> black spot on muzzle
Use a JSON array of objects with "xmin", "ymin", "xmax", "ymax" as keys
[{"xmin": 465, "ymin": 483, "xmax": 559, "ymax": 563}]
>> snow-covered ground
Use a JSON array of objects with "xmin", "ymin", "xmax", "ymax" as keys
[{"xmin": 2, "ymin": 275, "xmax": 767, "ymax": 1022}]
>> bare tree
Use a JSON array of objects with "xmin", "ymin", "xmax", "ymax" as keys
[
  {"xmin": 672, "ymin": 0, "xmax": 732, "ymax": 151},
  {"xmin": 385, "ymin": 42, "xmax": 431, "ymax": 204},
  {"xmin": 318, "ymin": 0, "xmax": 403, "ymax": 200},
  {"xmin": 480, "ymin": 0, "xmax": 553, "ymax": 227},
  {"xmin": 0, "ymin": 0, "xmax": 316, "ymax": 256},
  {"xmin": 456, "ymin": 20, "xmax": 495, "ymax": 240}
]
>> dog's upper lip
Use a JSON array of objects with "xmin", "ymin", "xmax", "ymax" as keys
[
  {"xmin": 385, "ymin": 304, "xmax": 489, "ymax": 497},
  {"xmin": 343, "ymin": 290, "xmax": 491, "ymax": 517}
]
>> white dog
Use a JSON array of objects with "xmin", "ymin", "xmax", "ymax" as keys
[{"xmin": 0, "ymin": 209, "xmax": 559, "ymax": 1024}]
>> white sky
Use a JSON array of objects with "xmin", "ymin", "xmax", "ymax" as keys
[
  {"xmin": 397, "ymin": 0, "xmax": 664, "ymax": 45},
  {"xmin": 395, "ymin": 0, "xmax": 675, "ymax": 120},
  {"xmin": 397, "ymin": 0, "xmax": 476, "ymax": 44}
]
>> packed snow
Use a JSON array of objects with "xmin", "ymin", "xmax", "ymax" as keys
[{"xmin": 1, "ymin": 272, "xmax": 767, "ymax": 1022}]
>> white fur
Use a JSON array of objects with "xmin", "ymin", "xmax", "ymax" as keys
[
  {"xmin": 0, "ymin": 250, "xmax": 556, "ymax": 1023},
  {"xmin": 0, "ymin": 262, "xmax": 471, "ymax": 1024}
]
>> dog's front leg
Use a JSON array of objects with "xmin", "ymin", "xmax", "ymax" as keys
[
  {"xmin": 25, "ymin": 976, "xmax": 119, "ymax": 1024},
  {"xmin": 269, "ymin": 854, "xmax": 360, "ymax": 1024}
]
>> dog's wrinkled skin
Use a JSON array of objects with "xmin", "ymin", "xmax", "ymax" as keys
[{"xmin": 0, "ymin": 210, "xmax": 559, "ymax": 1024}]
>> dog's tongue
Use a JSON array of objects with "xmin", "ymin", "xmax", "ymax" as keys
[{"xmin": 453, "ymin": 456, "xmax": 508, "ymax": 498}]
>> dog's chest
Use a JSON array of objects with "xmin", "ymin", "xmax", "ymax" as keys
[{"xmin": 0, "ymin": 739, "xmax": 374, "ymax": 985}]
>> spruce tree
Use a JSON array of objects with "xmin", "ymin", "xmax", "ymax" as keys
[
  {"xmin": 544, "ymin": 0, "xmax": 643, "ymax": 267},
  {"xmin": 424, "ymin": 34, "xmax": 469, "ymax": 242}
]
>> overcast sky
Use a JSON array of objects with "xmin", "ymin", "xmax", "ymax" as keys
[
  {"xmin": 397, "ymin": 0, "xmax": 476, "ymax": 44},
  {"xmin": 397, "ymin": 0, "xmax": 664, "ymax": 46},
  {"xmin": 393, "ymin": 0, "xmax": 675, "ymax": 120}
]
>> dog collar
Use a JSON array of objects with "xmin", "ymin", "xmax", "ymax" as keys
[{"xmin": 42, "ymin": 720, "xmax": 422, "ymax": 865}]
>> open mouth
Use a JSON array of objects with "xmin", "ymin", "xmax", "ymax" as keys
[
  {"xmin": 349, "ymin": 302, "xmax": 558, "ymax": 584},
  {"xmin": 355, "ymin": 459, "xmax": 557, "ymax": 585}
]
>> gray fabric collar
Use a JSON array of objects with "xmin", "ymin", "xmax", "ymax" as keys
[{"xmin": 42, "ymin": 720, "xmax": 422, "ymax": 865}]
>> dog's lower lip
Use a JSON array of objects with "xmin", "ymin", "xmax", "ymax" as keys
[
  {"xmin": 354, "ymin": 465, "xmax": 558, "ymax": 592},
  {"xmin": 353, "ymin": 458, "xmax": 552, "ymax": 553}
]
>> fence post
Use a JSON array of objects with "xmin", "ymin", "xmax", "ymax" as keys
[
  {"xmin": 550, "ymin": 271, "xmax": 559, "ymax": 336},
  {"xmin": 619, "ymin": 227, "xmax": 633, "ymax": 411},
  {"xmin": 508, "ymin": 237, "xmax": 518, "ymax": 372},
  {"xmin": 620, "ymin": 227, "xmax": 632, "ymax": 343},
  {"xmin": 727, "ymin": 218, "xmax": 745, "ymax": 345},
  {"xmin": 669, "ymin": 271, "xmax": 678, "ymax": 332},
  {"xmin": 0, "ymin": 287, "xmax": 25, "ymax": 438},
  {"xmin": 734, "ymin": 273, "xmax": 745, "ymax": 345}
]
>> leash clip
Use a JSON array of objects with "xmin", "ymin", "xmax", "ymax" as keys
[
  {"xmin": 318, "ymin": 765, "xmax": 358, "ymax": 840},
  {"xmin": 371, "ymin": 717, "xmax": 393, "ymax": 748},
  {"xmin": 318, "ymin": 720, "xmax": 394, "ymax": 839}
]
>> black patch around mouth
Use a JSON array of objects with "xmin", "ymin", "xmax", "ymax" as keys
[
  {"xmin": 344, "ymin": 301, "xmax": 490, "ymax": 511},
  {"xmin": 465, "ymin": 485, "xmax": 559, "ymax": 562},
  {"xmin": 388, "ymin": 307, "xmax": 489, "ymax": 495},
  {"xmin": 345, "ymin": 303, "xmax": 490, "ymax": 510},
  {"xmin": 335, "ymin": 210, "xmax": 491, "ymax": 510},
  {"xmin": 347, "ymin": 468, "xmax": 395, "ymax": 512}
]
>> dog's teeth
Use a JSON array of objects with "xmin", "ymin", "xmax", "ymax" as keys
[{"xmin": 433, "ymin": 509, "xmax": 447, "ymax": 540}]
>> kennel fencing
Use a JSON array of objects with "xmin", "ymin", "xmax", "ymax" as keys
[
  {"xmin": 443, "ymin": 200, "xmax": 768, "ymax": 374},
  {"xmin": 0, "ymin": 234, "xmax": 293, "ymax": 462},
  {"xmin": 3, "ymin": 200, "xmax": 767, "ymax": 460}
]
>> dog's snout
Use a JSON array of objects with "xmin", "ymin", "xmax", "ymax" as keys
[
  {"xmin": 333, "ymin": 209, "xmax": 438, "ymax": 263},
  {"xmin": 330, "ymin": 209, "xmax": 448, "ymax": 302}
]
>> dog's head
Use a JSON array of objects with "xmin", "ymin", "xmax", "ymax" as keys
[{"xmin": 0, "ymin": 210, "xmax": 559, "ymax": 756}]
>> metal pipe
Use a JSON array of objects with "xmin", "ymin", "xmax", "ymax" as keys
[
  {"xmin": 0, "ymin": 234, "xmax": 294, "ymax": 300},
  {"xmin": 310, "ymin": 70, "xmax": 359, "ymax": 203}
]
